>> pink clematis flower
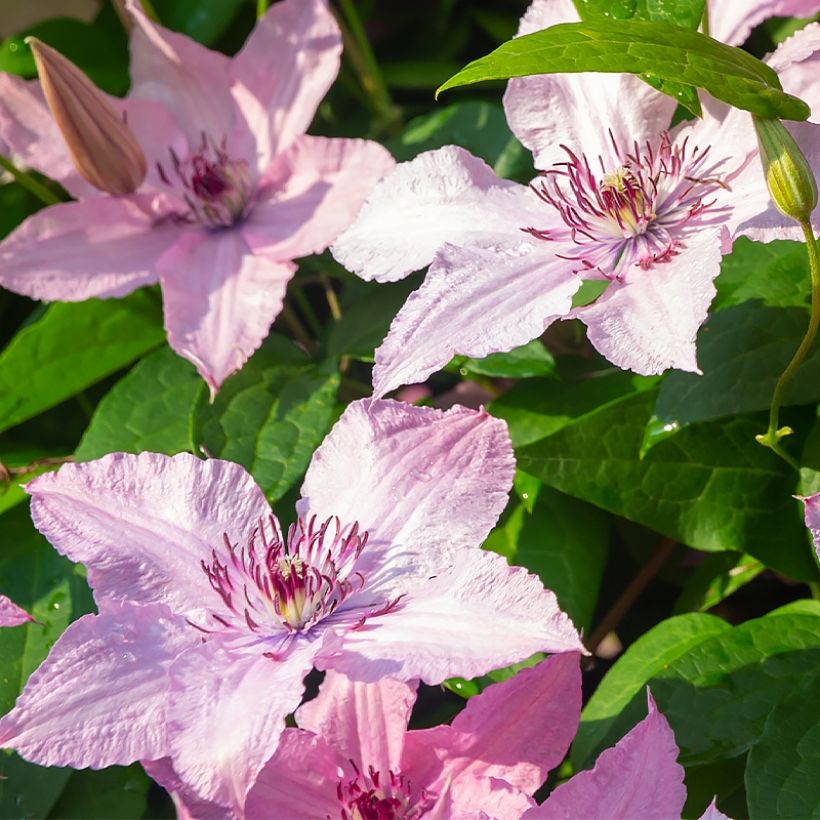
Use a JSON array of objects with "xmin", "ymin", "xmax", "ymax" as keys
[
  {"xmin": 332, "ymin": 0, "xmax": 820, "ymax": 397},
  {"xmin": 524, "ymin": 691, "xmax": 729, "ymax": 820},
  {"xmin": 709, "ymin": 0, "xmax": 820, "ymax": 47},
  {"xmin": 0, "ymin": 0, "xmax": 394, "ymax": 394},
  {"xmin": 800, "ymin": 492, "xmax": 820, "ymax": 559},
  {"xmin": 0, "ymin": 595, "xmax": 33, "ymax": 627},
  {"xmin": 0, "ymin": 399, "xmax": 582, "ymax": 811},
  {"xmin": 241, "ymin": 653, "xmax": 582, "ymax": 820}
]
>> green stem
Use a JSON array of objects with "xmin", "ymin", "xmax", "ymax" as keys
[
  {"xmin": 256, "ymin": 0, "xmax": 268, "ymax": 19},
  {"xmin": 758, "ymin": 220, "xmax": 820, "ymax": 469},
  {"xmin": 289, "ymin": 285, "xmax": 323, "ymax": 337},
  {"xmin": 336, "ymin": 0, "xmax": 400, "ymax": 132},
  {"xmin": 0, "ymin": 155, "xmax": 61, "ymax": 206},
  {"xmin": 320, "ymin": 273, "xmax": 342, "ymax": 321},
  {"xmin": 280, "ymin": 303, "xmax": 316, "ymax": 353}
]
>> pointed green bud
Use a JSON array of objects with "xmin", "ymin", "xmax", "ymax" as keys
[
  {"xmin": 27, "ymin": 37, "xmax": 146, "ymax": 195},
  {"xmin": 753, "ymin": 116, "xmax": 818, "ymax": 223}
]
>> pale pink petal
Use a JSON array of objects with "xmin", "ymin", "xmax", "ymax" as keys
[
  {"xmin": 158, "ymin": 228, "xmax": 295, "ymax": 395},
  {"xmin": 318, "ymin": 549, "xmax": 583, "ymax": 684},
  {"xmin": 27, "ymin": 452, "xmax": 271, "ymax": 615},
  {"xmin": 0, "ymin": 601, "xmax": 196, "ymax": 768},
  {"xmin": 0, "ymin": 595, "xmax": 33, "ymax": 627},
  {"xmin": 142, "ymin": 759, "xmax": 230, "ymax": 820},
  {"xmin": 371, "ymin": 241, "xmax": 580, "ymax": 397},
  {"xmin": 575, "ymin": 229, "xmax": 722, "ymax": 375},
  {"xmin": 447, "ymin": 776, "xmax": 536, "ymax": 820},
  {"xmin": 331, "ymin": 146, "xmax": 547, "ymax": 283},
  {"xmin": 0, "ymin": 196, "xmax": 178, "ymax": 301},
  {"xmin": 0, "ymin": 0, "xmax": 100, "ymax": 39},
  {"xmin": 801, "ymin": 493, "xmax": 820, "ymax": 559},
  {"xmin": 167, "ymin": 639, "xmax": 317, "ymax": 809},
  {"xmin": 245, "ymin": 729, "xmax": 347, "ymax": 819},
  {"xmin": 231, "ymin": 0, "xmax": 342, "ymax": 160},
  {"xmin": 299, "ymin": 399, "xmax": 515, "ymax": 583},
  {"xmin": 699, "ymin": 797, "xmax": 731, "ymax": 820},
  {"xmin": 0, "ymin": 74, "xmax": 92, "ymax": 198},
  {"xmin": 710, "ymin": 0, "xmax": 820, "ymax": 46},
  {"xmin": 297, "ymin": 670, "xmax": 416, "ymax": 774},
  {"xmin": 768, "ymin": 23, "xmax": 820, "ymax": 121},
  {"xmin": 242, "ymin": 135, "xmax": 394, "ymax": 262},
  {"xmin": 528, "ymin": 691, "xmax": 686, "ymax": 820},
  {"xmin": 125, "ymin": 0, "xmax": 234, "ymax": 145},
  {"xmin": 502, "ymin": 0, "xmax": 676, "ymax": 170},
  {"xmin": 406, "ymin": 653, "xmax": 581, "ymax": 796}
]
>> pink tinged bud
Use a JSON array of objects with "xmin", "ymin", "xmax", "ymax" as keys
[
  {"xmin": 753, "ymin": 116, "xmax": 818, "ymax": 222},
  {"xmin": 27, "ymin": 37, "xmax": 147, "ymax": 196}
]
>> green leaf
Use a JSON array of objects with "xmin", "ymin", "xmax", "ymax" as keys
[
  {"xmin": 489, "ymin": 369, "xmax": 659, "ymax": 448},
  {"xmin": 517, "ymin": 390, "xmax": 817, "ymax": 580},
  {"xmin": 711, "ymin": 238, "xmax": 810, "ymax": 312},
  {"xmin": 0, "ymin": 504, "xmax": 94, "ymax": 819},
  {"xmin": 571, "ymin": 612, "xmax": 731, "ymax": 769},
  {"xmin": 76, "ymin": 346, "xmax": 205, "ymax": 461},
  {"xmin": 456, "ymin": 340, "xmax": 556, "ymax": 379},
  {"xmin": 572, "ymin": 0, "xmax": 706, "ymax": 114},
  {"xmin": 745, "ymin": 672, "xmax": 820, "ymax": 819},
  {"xmin": 324, "ymin": 276, "xmax": 422, "ymax": 362},
  {"xmin": 484, "ymin": 483, "xmax": 609, "ymax": 633},
  {"xmin": 387, "ymin": 101, "xmax": 532, "ymax": 180},
  {"xmin": 0, "ymin": 292, "xmax": 165, "ymax": 435},
  {"xmin": 574, "ymin": 0, "xmax": 706, "ymax": 29},
  {"xmin": 195, "ymin": 336, "xmax": 340, "ymax": 502},
  {"xmin": 0, "ymin": 443, "xmax": 55, "ymax": 515},
  {"xmin": 437, "ymin": 20, "xmax": 810, "ymax": 122},
  {"xmin": 47, "ymin": 765, "xmax": 150, "ymax": 820},
  {"xmin": 153, "ymin": 0, "xmax": 246, "ymax": 46},
  {"xmin": 574, "ymin": 603, "xmax": 820, "ymax": 769},
  {"xmin": 0, "ymin": 19, "xmax": 129, "ymax": 94},
  {"xmin": 673, "ymin": 552, "xmax": 764, "ymax": 614},
  {"xmin": 649, "ymin": 303, "xmax": 820, "ymax": 439},
  {"xmin": 799, "ymin": 408, "xmax": 820, "ymax": 495}
]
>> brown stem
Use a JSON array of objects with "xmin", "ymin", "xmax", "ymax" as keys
[
  {"xmin": 586, "ymin": 537, "xmax": 677, "ymax": 655},
  {"xmin": 0, "ymin": 455, "xmax": 74, "ymax": 479}
]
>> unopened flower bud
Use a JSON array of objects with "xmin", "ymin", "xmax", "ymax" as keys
[
  {"xmin": 753, "ymin": 116, "xmax": 818, "ymax": 222},
  {"xmin": 27, "ymin": 37, "xmax": 146, "ymax": 195}
]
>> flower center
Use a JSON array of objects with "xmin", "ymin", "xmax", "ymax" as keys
[
  {"xmin": 199, "ymin": 514, "xmax": 367, "ymax": 641},
  {"xmin": 157, "ymin": 133, "xmax": 253, "ymax": 229},
  {"xmin": 524, "ymin": 131, "xmax": 730, "ymax": 278},
  {"xmin": 337, "ymin": 764, "xmax": 431, "ymax": 820}
]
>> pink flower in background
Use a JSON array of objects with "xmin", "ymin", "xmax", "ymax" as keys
[
  {"xmin": 709, "ymin": 0, "xmax": 820, "ymax": 47},
  {"xmin": 0, "ymin": 400, "xmax": 582, "ymax": 811},
  {"xmin": 523, "ymin": 691, "xmax": 725, "ymax": 820},
  {"xmin": 332, "ymin": 0, "xmax": 820, "ymax": 397},
  {"xmin": 0, "ymin": 595, "xmax": 33, "ymax": 627},
  {"xmin": 241, "ymin": 653, "xmax": 581, "ymax": 820},
  {"xmin": 0, "ymin": 0, "xmax": 393, "ymax": 394},
  {"xmin": 800, "ymin": 493, "xmax": 820, "ymax": 559}
]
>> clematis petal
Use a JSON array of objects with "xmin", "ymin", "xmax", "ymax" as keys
[
  {"xmin": 297, "ymin": 670, "xmax": 417, "ymax": 774},
  {"xmin": 0, "ymin": 601, "xmax": 195, "ymax": 768},
  {"xmin": 299, "ymin": 399, "xmax": 514, "ymax": 582},
  {"xmin": 231, "ymin": 0, "xmax": 342, "ymax": 159},
  {"xmin": 502, "ymin": 0, "xmax": 676, "ymax": 170},
  {"xmin": 0, "ymin": 74, "xmax": 92, "ymax": 198},
  {"xmin": 26, "ymin": 451, "xmax": 272, "ymax": 615},
  {"xmin": 167, "ymin": 639, "xmax": 317, "ymax": 809},
  {"xmin": 405, "ymin": 653, "xmax": 582, "ymax": 796},
  {"xmin": 575, "ymin": 229, "xmax": 723, "ymax": 375},
  {"xmin": 242, "ymin": 135, "xmax": 394, "ymax": 263},
  {"xmin": 371, "ymin": 241, "xmax": 580, "ymax": 397},
  {"xmin": 0, "ymin": 195, "xmax": 177, "ymax": 301},
  {"xmin": 142, "ymin": 759, "xmax": 230, "ymax": 820},
  {"xmin": 318, "ymin": 549, "xmax": 583, "ymax": 684},
  {"xmin": 125, "ymin": 0, "xmax": 234, "ymax": 145},
  {"xmin": 709, "ymin": 0, "xmax": 820, "ymax": 47},
  {"xmin": 158, "ymin": 228, "xmax": 296, "ymax": 395},
  {"xmin": 245, "ymin": 729, "xmax": 348, "ymax": 819},
  {"xmin": 331, "ymin": 145, "xmax": 546, "ymax": 283},
  {"xmin": 769, "ymin": 23, "xmax": 820, "ymax": 120},
  {"xmin": 528, "ymin": 691, "xmax": 686, "ymax": 819},
  {"xmin": 0, "ymin": 595, "xmax": 33, "ymax": 627},
  {"xmin": 446, "ymin": 776, "xmax": 536, "ymax": 820},
  {"xmin": 801, "ymin": 493, "xmax": 820, "ymax": 559},
  {"xmin": 699, "ymin": 797, "xmax": 731, "ymax": 820}
]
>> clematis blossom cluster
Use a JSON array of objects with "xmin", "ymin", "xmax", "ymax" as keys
[
  {"xmin": 0, "ymin": 399, "xmax": 582, "ymax": 813},
  {"xmin": 332, "ymin": 0, "xmax": 820, "ymax": 397},
  {"xmin": 0, "ymin": 0, "xmax": 393, "ymax": 394}
]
